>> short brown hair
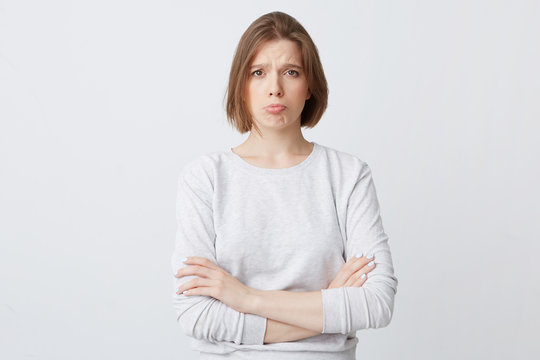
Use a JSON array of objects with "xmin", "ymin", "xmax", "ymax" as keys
[{"xmin": 224, "ymin": 11, "xmax": 329, "ymax": 137}]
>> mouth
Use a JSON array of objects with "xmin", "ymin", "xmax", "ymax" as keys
[{"xmin": 265, "ymin": 104, "xmax": 286, "ymax": 114}]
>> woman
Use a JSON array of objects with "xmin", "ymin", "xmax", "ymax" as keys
[{"xmin": 171, "ymin": 11, "xmax": 398, "ymax": 360}]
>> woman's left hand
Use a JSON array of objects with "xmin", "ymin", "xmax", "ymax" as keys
[{"xmin": 175, "ymin": 256, "xmax": 256, "ymax": 314}]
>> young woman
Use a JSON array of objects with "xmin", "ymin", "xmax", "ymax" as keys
[{"xmin": 171, "ymin": 11, "xmax": 398, "ymax": 360}]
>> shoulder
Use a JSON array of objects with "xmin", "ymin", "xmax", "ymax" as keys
[
  {"xmin": 317, "ymin": 142, "xmax": 372, "ymax": 178},
  {"xmin": 177, "ymin": 149, "xmax": 230, "ymax": 190},
  {"xmin": 316, "ymin": 145, "xmax": 382, "ymax": 207}
]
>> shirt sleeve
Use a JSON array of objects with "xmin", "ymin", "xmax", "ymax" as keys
[
  {"xmin": 320, "ymin": 162, "xmax": 398, "ymax": 334},
  {"xmin": 170, "ymin": 160, "xmax": 268, "ymax": 345}
]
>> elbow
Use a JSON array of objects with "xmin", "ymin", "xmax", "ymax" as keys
[
  {"xmin": 322, "ymin": 284, "xmax": 396, "ymax": 334},
  {"xmin": 172, "ymin": 293, "xmax": 213, "ymax": 341},
  {"xmin": 176, "ymin": 310, "xmax": 201, "ymax": 340},
  {"xmin": 172, "ymin": 293, "xmax": 257, "ymax": 345},
  {"xmin": 372, "ymin": 295, "xmax": 394, "ymax": 329},
  {"xmin": 321, "ymin": 277, "xmax": 397, "ymax": 334},
  {"xmin": 364, "ymin": 283, "xmax": 396, "ymax": 330},
  {"xmin": 173, "ymin": 299, "xmax": 196, "ymax": 339},
  {"xmin": 171, "ymin": 270, "xmax": 217, "ymax": 341}
]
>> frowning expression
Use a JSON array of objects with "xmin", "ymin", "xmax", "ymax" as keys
[{"xmin": 245, "ymin": 39, "xmax": 311, "ymax": 130}]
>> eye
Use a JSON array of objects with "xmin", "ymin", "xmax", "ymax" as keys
[
  {"xmin": 251, "ymin": 70, "xmax": 263, "ymax": 77},
  {"xmin": 287, "ymin": 70, "xmax": 299, "ymax": 76}
]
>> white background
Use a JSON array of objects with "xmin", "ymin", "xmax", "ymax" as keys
[{"xmin": 1, "ymin": 1, "xmax": 539, "ymax": 359}]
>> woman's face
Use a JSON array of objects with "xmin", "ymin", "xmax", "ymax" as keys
[{"xmin": 244, "ymin": 39, "xmax": 311, "ymax": 131}]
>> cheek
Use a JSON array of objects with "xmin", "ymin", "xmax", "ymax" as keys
[
  {"xmin": 244, "ymin": 85, "xmax": 254, "ymax": 104},
  {"xmin": 246, "ymin": 83, "xmax": 263, "ymax": 100},
  {"xmin": 290, "ymin": 83, "xmax": 309, "ymax": 99}
]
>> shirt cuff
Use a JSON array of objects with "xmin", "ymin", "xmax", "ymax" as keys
[{"xmin": 241, "ymin": 313, "xmax": 268, "ymax": 345}]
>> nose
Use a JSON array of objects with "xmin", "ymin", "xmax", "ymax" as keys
[{"xmin": 267, "ymin": 73, "xmax": 283, "ymax": 97}]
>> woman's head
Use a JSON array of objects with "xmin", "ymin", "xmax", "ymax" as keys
[{"xmin": 225, "ymin": 11, "xmax": 328, "ymax": 137}]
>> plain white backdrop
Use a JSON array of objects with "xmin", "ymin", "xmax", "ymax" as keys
[{"xmin": 1, "ymin": 0, "xmax": 539, "ymax": 359}]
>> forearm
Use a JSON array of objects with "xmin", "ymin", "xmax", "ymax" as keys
[
  {"xmin": 263, "ymin": 318, "xmax": 320, "ymax": 344},
  {"xmin": 250, "ymin": 289, "xmax": 324, "ymax": 333}
]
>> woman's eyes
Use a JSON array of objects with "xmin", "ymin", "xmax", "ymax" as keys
[{"xmin": 251, "ymin": 69, "xmax": 299, "ymax": 77}]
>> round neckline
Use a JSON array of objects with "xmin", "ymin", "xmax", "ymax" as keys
[{"xmin": 228, "ymin": 141, "xmax": 321, "ymax": 175}]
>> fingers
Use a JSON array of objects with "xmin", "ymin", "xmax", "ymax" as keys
[
  {"xmin": 329, "ymin": 252, "xmax": 375, "ymax": 289},
  {"xmin": 182, "ymin": 256, "xmax": 221, "ymax": 271},
  {"xmin": 176, "ymin": 256, "xmax": 224, "ymax": 279},
  {"xmin": 344, "ymin": 261, "xmax": 376, "ymax": 287},
  {"xmin": 344, "ymin": 253, "xmax": 376, "ymax": 287},
  {"xmin": 346, "ymin": 252, "xmax": 362, "ymax": 263},
  {"xmin": 176, "ymin": 277, "xmax": 215, "ymax": 295},
  {"xmin": 176, "ymin": 264, "xmax": 214, "ymax": 279},
  {"xmin": 347, "ymin": 253, "xmax": 374, "ymax": 274},
  {"xmin": 351, "ymin": 272, "xmax": 369, "ymax": 287}
]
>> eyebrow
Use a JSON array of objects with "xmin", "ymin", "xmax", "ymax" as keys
[{"xmin": 249, "ymin": 63, "xmax": 303, "ymax": 70}]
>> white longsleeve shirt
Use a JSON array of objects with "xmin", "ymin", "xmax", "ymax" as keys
[{"xmin": 171, "ymin": 141, "xmax": 398, "ymax": 359}]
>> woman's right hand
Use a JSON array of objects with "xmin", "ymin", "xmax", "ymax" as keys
[{"xmin": 327, "ymin": 253, "xmax": 376, "ymax": 289}]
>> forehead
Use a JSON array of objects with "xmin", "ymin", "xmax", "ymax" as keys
[{"xmin": 250, "ymin": 39, "xmax": 302, "ymax": 64}]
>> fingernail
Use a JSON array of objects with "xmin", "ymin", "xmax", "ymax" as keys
[
  {"xmin": 366, "ymin": 253, "xmax": 374, "ymax": 259},
  {"xmin": 360, "ymin": 273, "xmax": 366, "ymax": 279},
  {"xmin": 182, "ymin": 257, "xmax": 188, "ymax": 262},
  {"xmin": 368, "ymin": 261, "xmax": 374, "ymax": 266},
  {"xmin": 355, "ymin": 252, "xmax": 363, "ymax": 258}
]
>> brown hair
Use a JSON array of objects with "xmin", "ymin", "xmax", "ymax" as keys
[{"xmin": 224, "ymin": 11, "xmax": 328, "ymax": 137}]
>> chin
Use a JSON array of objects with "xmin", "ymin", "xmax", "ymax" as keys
[{"xmin": 264, "ymin": 115, "xmax": 290, "ymax": 126}]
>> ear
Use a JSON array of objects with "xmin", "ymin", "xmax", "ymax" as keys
[{"xmin": 306, "ymin": 89, "xmax": 311, "ymax": 100}]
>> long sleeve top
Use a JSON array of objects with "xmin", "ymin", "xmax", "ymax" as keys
[{"xmin": 170, "ymin": 141, "xmax": 398, "ymax": 360}]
